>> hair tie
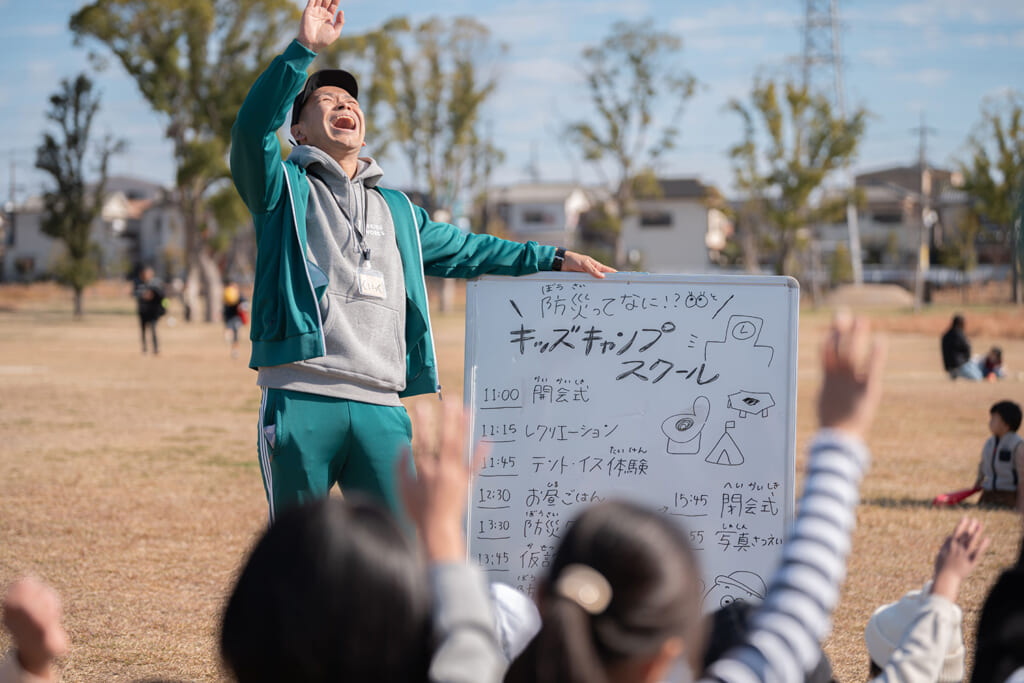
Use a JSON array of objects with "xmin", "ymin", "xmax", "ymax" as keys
[{"xmin": 554, "ymin": 564, "xmax": 613, "ymax": 615}]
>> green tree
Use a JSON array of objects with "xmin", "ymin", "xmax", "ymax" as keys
[
  {"xmin": 728, "ymin": 79, "xmax": 867, "ymax": 276},
  {"xmin": 322, "ymin": 15, "xmax": 504, "ymax": 310},
  {"xmin": 828, "ymin": 242, "xmax": 853, "ymax": 286},
  {"xmin": 70, "ymin": 0, "xmax": 299, "ymax": 321},
  {"xmin": 321, "ymin": 16, "xmax": 504, "ymax": 217},
  {"xmin": 957, "ymin": 92, "xmax": 1024, "ymax": 304},
  {"xmin": 35, "ymin": 74, "xmax": 123, "ymax": 317},
  {"xmin": 565, "ymin": 20, "xmax": 697, "ymax": 267}
]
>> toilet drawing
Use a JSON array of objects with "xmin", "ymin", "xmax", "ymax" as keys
[{"xmin": 662, "ymin": 396, "xmax": 711, "ymax": 455}]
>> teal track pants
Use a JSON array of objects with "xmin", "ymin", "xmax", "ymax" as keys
[{"xmin": 257, "ymin": 387, "xmax": 413, "ymax": 522}]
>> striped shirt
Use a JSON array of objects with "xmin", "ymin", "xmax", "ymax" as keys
[{"xmin": 702, "ymin": 428, "xmax": 870, "ymax": 683}]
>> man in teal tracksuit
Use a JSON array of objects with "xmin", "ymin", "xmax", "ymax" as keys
[{"xmin": 231, "ymin": 0, "xmax": 614, "ymax": 521}]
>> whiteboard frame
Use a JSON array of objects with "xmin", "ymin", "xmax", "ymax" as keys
[{"xmin": 463, "ymin": 271, "xmax": 799, "ymax": 576}]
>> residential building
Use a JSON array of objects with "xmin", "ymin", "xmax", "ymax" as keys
[
  {"xmin": 622, "ymin": 178, "xmax": 730, "ymax": 274},
  {"xmin": 1, "ymin": 176, "xmax": 185, "ymax": 282},
  {"xmin": 489, "ymin": 182, "xmax": 592, "ymax": 248}
]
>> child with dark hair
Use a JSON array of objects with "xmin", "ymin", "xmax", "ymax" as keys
[
  {"xmin": 973, "ymin": 401, "xmax": 1024, "ymax": 510},
  {"xmin": 505, "ymin": 314, "xmax": 885, "ymax": 683},
  {"xmin": 134, "ymin": 266, "xmax": 165, "ymax": 355},
  {"xmin": 703, "ymin": 601, "xmax": 834, "ymax": 683},
  {"xmin": 971, "ymin": 524, "xmax": 1024, "ymax": 683},
  {"xmin": 221, "ymin": 402, "xmax": 507, "ymax": 683},
  {"xmin": 980, "ymin": 347, "xmax": 1006, "ymax": 382}
]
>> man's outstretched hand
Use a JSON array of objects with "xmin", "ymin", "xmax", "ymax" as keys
[
  {"xmin": 563, "ymin": 251, "xmax": 617, "ymax": 279},
  {"xmin": 297, "ymin": 0, "xmax": 345, "ymax": 53}
]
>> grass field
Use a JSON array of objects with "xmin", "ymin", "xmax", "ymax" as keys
[{"xmin": 1, "ymin": 281, "xmax": 1022, "ymax": 682}]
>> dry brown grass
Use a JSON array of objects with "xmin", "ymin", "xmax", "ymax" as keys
[{"xmin": 1, "ymin": 283, "xmax": 1022, "ymax": 682}]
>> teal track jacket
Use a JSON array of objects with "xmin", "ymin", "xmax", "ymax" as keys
[{"xmin": 230, "ymin": 40, "xmax": 556, "ymax": 397}]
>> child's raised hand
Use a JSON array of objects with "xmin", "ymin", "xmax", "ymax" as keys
[
  {"xmin": 398, "ymin": 401, "xmax": 488, "ymax": 563},
  {"xmin": 817, "ymin": 312, "xmax": 886, "ymax": 440},
  {"xmin": 931, "ymin": 517, "xmax": 990, "ymax": 602}
]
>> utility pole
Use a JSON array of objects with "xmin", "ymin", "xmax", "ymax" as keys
[
  {"xmin": 1, "ymin": 154, "xmax": 17, "ymax": 281},
  {"xmin": 801, "ymin": 0, "xmax": 863, "ymax": 286},
  {"xmin": 910, "ymin": 111, "xmax": 938, "ymax": 309}
]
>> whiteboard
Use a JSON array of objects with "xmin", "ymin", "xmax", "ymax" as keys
[{"xmin": 464, "ymin": 272, "xmax": 799, "ymax": 612}]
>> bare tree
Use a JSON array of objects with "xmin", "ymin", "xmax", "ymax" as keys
[{"xmin": 35, "ymin": 74, "xmax": 124, "ymax": 316}]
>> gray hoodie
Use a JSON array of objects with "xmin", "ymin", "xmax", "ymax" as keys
[{"xmin": 257, "ymin": 146, "xmax": 407, "ymax": 406}]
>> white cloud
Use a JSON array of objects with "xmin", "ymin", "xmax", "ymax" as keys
[
  {"xmin": 687, "ymin": 34, "xmax": 766, "ymax": 53},
  {"xmin": 895, "ymin": 68, "xmax": 952, "ymax": 86},
  {"xmin": 982, "ymin": 85, "xmax": 1020, "ymax": 101},
  {"xmin": 23, "ymin": 23, "xmax": 63, "ymax": 38},
  {"xmin": 503, "ymin": 57, "xmax": 579, "ymax": 87},
  {"xmin": 27, "ymin": 60, "xmax": 56, "ymax": 83},
  {"xmin": 848, "ymin": 0, "xmax": 1024, "ymax": 26},
  {"xmin": 859, "ymin": 47, "xmax": 896, "ymax": 68},
  {"xmin": 671, "ymin": 4, "xmax": 798, "ymax": 32},
  {"xmin": 960, "ymin": 29, "xmax": 1024, "ymax": 48},
  {"xmin": 474, "ymin": 0, "xmax": 653, "ymax": 43}
]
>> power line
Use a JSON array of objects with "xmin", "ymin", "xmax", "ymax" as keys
[{"xmin": 801, "ymin": 0, "xmax": 863, "ymax": 285}]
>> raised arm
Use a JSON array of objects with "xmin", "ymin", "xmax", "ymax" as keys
[
  {"xmin": 399, "ymin": 403, "xmax": 505, "ymax": 683},
  {"xmin": 229, "ymin": 0, "xmax": 344, "ymax": 214},
  {"xmin": 702, "ymin": 314, "xmax": 885, "ymax": 683},
  {"xmin": 869, "ymin": 518, "xmax": 988, "ymax": 683}
]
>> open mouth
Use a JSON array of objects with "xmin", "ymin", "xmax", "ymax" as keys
[{"xmin": 331, "ymin": 114, "xmax": 358, "ymax": 131}]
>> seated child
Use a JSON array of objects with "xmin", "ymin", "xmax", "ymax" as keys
[
  {"xmin": 979, "ymin": 347, "xmax": 1006, "ymax": 382},
  {"xmin": 974, "ymin": 400, "xmax": 1024, "ymax": 509},
  {"xmin": 864, "ymin": 517, "xmax": 989, "ymax": 682}
]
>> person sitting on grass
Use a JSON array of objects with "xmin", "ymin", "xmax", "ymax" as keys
[
  {"xmin": 941, "ymin": 314, "xmax": 978, "ymax": 380},
  {"xmin": 505, "ymin": 314, "xmax": 885, "ymax": 683},
  {"xmin": 979, "ymin": 347, "xmax": 1006, "ymax": 382},
  {"xmin": 973, "ymin": 400, "xmax": 1024, "ymax": 511},
  {"xmin": 865, "ymin": 517, "xmax": 990, "ymax": 682}
]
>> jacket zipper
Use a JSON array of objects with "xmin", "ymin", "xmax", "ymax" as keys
[
  {"xmin": 282, "ymin": 162, "xmax": 327, "ymax": 356},
  {"xmin": 398, "ymin": 189, "xmax": 443, "ymax": 398}
]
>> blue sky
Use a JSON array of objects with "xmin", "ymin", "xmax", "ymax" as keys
[{"xmin": 1, "ymin": 0, "xmax": 1022, "ymax": 206}]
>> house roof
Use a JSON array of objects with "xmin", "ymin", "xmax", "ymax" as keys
[
  {"xmin": 651, "ymin": 178, "xmax": 708, "ymax": 199},
  {"xmin": 491, "ymin": 182, "xmax": 589, "ymax": 203}
]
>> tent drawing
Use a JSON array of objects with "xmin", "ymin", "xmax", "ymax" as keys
[{"xmin": 705, "ymin": 421, "xmax": 745, "ymax": 466}]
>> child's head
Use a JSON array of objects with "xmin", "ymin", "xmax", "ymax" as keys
[
  {"xmin": 970, "ymin": 564, "xmax": 1024, "ymax": 683},
  {"xmin": 990, "ymin": 401, "xmax": 1022, "ymax": 436},
  {"xmin": 505, "ymin": 500, "xmax": 704, "ymax": 683},
  {"xmin": 220, "ymin": 497, "xmax": 433, "ymax": 683},
  {"xmin": 704, "ymin": 601, "xmax": 834, "ymax": 683}
]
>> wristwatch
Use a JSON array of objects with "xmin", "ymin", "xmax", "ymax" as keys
[{"xmin": 552, "ymin": 247, "xmax": 566, "ymax": 271}]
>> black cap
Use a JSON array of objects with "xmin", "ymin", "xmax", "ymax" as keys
[{"xmin": 291, "ymin": 70, "xmax": 359, "ymax": 126}]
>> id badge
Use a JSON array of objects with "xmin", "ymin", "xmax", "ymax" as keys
[{"xmin": 356, "ymin": 265, "xmax": 387, "ymax": 299}]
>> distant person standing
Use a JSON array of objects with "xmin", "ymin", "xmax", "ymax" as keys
[
  {"xmin": 134, "ymin": 266, "xmax": 165, "ymax": 355},
  {"xmin": 941, "ymin": 314, "xmax": 980, "ymax": 380},
  {"xmin": 223, "ymin": 280, "xmax": 248, "ymax": 359}
]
